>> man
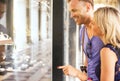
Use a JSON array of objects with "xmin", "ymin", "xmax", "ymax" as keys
[
  {"xmin": 58, "ymin": 0, "xmax": 104, "ymax": 81},
  {"xmin": 0, "ymin": 0, "xmax": 8, "ymax": 34}
]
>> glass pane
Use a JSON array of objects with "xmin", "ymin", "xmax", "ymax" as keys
[{"xmin": 0, "ymin": 0, "xmax": 52, "ymax": 81}]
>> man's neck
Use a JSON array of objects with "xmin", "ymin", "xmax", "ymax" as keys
[
  {"xmin": 84, "ymin": 22, "xmax": 92, "ymax": 29},
  {"xmin": 84, "ymin": 22, "xmax": 93, "ymax": 39}
]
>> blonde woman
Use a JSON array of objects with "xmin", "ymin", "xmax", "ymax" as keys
[{"xmin": 93, "ymin": 6, "xmax": 120, "ymax": 81}]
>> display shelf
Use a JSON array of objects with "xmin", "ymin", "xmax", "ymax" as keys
[{"xmin": 0, "ymin": 40, "xmax": 13, "ymax": 45}]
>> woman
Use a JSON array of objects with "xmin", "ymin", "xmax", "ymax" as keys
[{"xmin": 93, "ymin": 6, "xmax": 120, "ymax": 81}]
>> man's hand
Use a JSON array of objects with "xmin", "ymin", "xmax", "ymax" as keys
[{"xmin": 57, "ymin": 65, "xmax": 80, "ymax": 77}]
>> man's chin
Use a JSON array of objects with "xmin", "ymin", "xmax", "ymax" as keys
[{"xmin": 76, "ymin": 22, "xmax": 82, "ymax": 25}]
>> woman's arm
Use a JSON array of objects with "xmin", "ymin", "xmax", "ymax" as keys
[{"xmin": 100, "ymin": 47, "xmax": 118, "ymax": 81}]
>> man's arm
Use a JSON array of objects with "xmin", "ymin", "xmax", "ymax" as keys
[{"xmin": 58, "ymin": 65, "xmax": 88, "ymax": 80}]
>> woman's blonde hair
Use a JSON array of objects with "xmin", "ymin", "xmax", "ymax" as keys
[{"xmin": 94, "ymin": 6, "xmax": 120, "ymax": 47}]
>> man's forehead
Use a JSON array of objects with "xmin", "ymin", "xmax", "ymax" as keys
[
  {"xmin": 68, "ymin": 3, "xmax": 81, "ymax": 12},
  {"xmin": 70, "ymin": 0, "xmax": 80, "ymax": 3},
  {"xmin": 68, "ymin": 0, "xmax": 80, "ymax": 7},
  {"xmin": 68, "ymin": 0, "xmax": 93, "ymax": 2},
  {"xmin": 69, "ymin": 0, "xmax": 93, "ymax": 7},
  {"xmin": 79, "ymin": 0, "xmax": 93, "ymax": 6}
]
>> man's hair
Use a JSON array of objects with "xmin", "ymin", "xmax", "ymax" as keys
[
  {"xmin": 0, "ymin": 0, "xmax": 6, "ymax": 4},
  {"xmin": 68, "ymin": 0, "xmax": 94, "ymax": 7}
]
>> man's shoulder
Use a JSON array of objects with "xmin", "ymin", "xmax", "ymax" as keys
[{"xmin": 79, "ymin": 24, "xmax": 86, "ymax": 32}]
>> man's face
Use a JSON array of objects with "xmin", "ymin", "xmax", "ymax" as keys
[
  {"xmin": 0, "ymin": 3, "xmax": 6, "ymax": 19},
  {"xmin": 68, "ymin": 0, "xmax": 89, "ymax": 25}
]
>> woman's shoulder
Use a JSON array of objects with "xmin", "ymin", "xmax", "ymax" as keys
[
  {"xmin": 100, "ymin": 45, "xmax": 117, "ymax": 59},
  {"xmin": 101, "ymin": 44, "xmax": 116, "ymax": 53},
  {"xmin": 100, "ymin": 47, "xmax": 112, "ymax": 54}
]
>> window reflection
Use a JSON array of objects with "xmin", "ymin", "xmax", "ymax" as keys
[
  {"xmin": 30, "ymin": 0, "xmax": 39, "ymax": 43},
  {"xmin": 13, "ymin": 0, "xmax": 27, "ymax": 51},
  {"xmin": 0, "ymin": 0, "xmax": 52, "ymax": 81}
]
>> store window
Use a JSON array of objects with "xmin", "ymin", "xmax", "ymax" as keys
[{"xmin": 0, "ymin": 0, "xmax": 52, "ymax": 81}]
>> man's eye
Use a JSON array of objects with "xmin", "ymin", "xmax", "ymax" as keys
[
  {"xmin": 71, "ymin": 9, "xmax": 77, "ymax": 12},
  {"xmin": 73, "ymin": 10, "xmax": 77, "ymax": 12}
]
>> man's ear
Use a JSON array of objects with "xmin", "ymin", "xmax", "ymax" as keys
[{"xmin": 86, "ymin": 2, "xmax": 91, "ymax": 12}]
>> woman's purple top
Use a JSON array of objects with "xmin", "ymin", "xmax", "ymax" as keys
[{"xmin": 80, "ymin": 26, "xmax": 104, "ymax": 81}]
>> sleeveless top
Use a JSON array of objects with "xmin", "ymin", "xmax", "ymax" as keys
[
  {"xmin": 104, "ymin": 44, "xmax": 120, "ymax": 81},
  {"xmin": 80, "ymin": 26, "xmax": 104, "ymax": 81}
]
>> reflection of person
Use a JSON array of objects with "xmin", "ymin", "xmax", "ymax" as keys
[
  {"xmin": 58, "ymin": 0, "xmax": 104, "ymax": 81},
  {"xmin": 0, "ymin": 0, "xmax": 8, "ymax": 34},
  {"xmin": 0, "ymin": 0, "xmax": 8, "ymax": 62},
  {"xmin": 92, "ymin": 6, "xmax": 120, "ymax": 81}
]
